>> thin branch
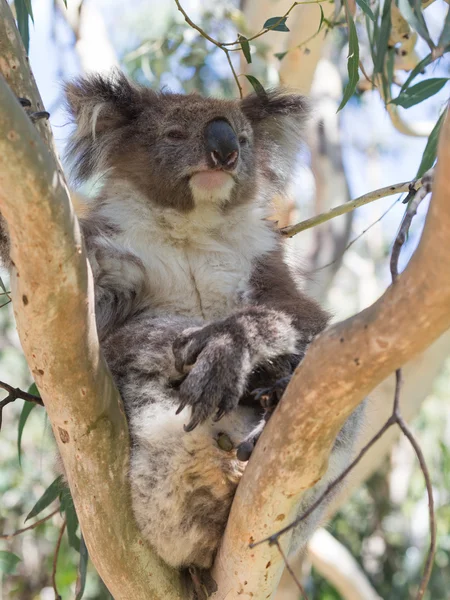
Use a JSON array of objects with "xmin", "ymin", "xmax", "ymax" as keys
[
  {"xmin": 251, "ymin": 167, "xmax": 437, "ymax": 600},
  {"xmin": 272, "ymin": 539, "xmax": 310, "ymax": 600},
  {"xmin": 318, "ymin": 198, "xmax": 400, "ymax": 271},
  {"xmin": 0, "ymin": 379, "xmax": 44, "ymax": 431},
  {"xmin": 52, "ymin": 519, "xmax": 66, "ymax": 600},
  {"xmin": 281, "ymin": 177, "xmax": 428, "ymax": 237},
  {"xmin": 0, "ymin": 508, "xmax": 60, "ymax": 539}
]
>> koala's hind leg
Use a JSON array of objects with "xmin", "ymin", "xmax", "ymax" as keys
[{"xmin": 129, "ymin": 396, "xmax": 259, "ymax": 569}]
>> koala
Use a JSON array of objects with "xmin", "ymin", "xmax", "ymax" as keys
[{"xmin": 4, "ymin": 72, "xmax": 365, "ymax": 573}]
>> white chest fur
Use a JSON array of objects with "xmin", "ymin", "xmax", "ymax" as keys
[{"xmin": 97, "ymin": 184, "xmax": 277, "ymax": 320}]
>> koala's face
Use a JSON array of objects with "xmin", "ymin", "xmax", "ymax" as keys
[{"xmin": 66, "ymin": 72, "xmax": 309, "ymax": 212}]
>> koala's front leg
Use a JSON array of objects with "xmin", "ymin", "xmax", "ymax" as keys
[{"xmin": 173, "ymin": 307, "xmax": 302, "ymax": 431}]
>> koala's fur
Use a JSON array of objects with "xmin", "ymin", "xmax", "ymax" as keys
[{"xmin": 10, "ymin": 72, "xmax": 365, "ymax": 571}]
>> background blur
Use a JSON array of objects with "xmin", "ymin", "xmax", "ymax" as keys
[{"xmin": 1, "ymin": 0, "xmax": 449, "ymax": 598}]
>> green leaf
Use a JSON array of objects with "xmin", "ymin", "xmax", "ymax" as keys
[
  {"xmin": 401, "ymin": 52, "xmax": 434, "ymax": 93},
  {"xmin": 75, "ymin": 535, "xmax": 89, "ymax": 600},
  {"xmin": 355, "ymin": 0, "xmax": 375, "ymax": 22},
  {"xmin": 274, "ymin": 51, "xmax": 288, "ymax": 61},
  {"xmin": 0, "ymin": 551, "xmax": 21, "ymax": 574},
  {"xmin": 416, "ymin": 111, "xmax": 445, "ymax": 178},
  {"xmin": 398, "ymin": 0, "xmax": 433, "ymax": 50},
  {"xmin": 244, "ymin": 75, "xmax": 267, "ymax": 99},
  {"xmin": 23, "ymin": 0, "xmax": 34, "ymax": 23},
  {"xmin": 390, "ymin": 78, "xmax": 449, "ymax": 108},
  {"xmin": 61, "ymin": 493, "xmax": 80, "ymax": 552},
  {"xmin": 438, "ymin": 7, "xmax": 450, "ymax": 48},
  {"xmin": 15, "ymin": 0, "xmax": 30, "ymax": 53},
  {"xmin": 18, "ymin": 399, "xmax": 37, "ymax": 466},
  {"xmin": 263, "ymin": 16, "xmax": 290, "ymax": 32},
  {"xmin": 373, "ymin": 0, "xmax": 392, "ymax": 77},
  {"xmin": 239, "ymin": 35, "xmax": 252, "ymax": 64},
  {"xmin": 26, "ymin": 475, "xmax": 63, "ymax": 521},
  {"xmin": 338, "ymin": 1, "xmax": 360, "ymax": 112}
]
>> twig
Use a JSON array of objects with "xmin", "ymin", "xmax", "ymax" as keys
[
  {"xmin": 272, "ymin": 538, "xmax": 310, "ymax": 600},
  {"xmin": 174, "ymin": 0, "xmax": 327, "ymax": 97},
  {"xmin": 250, "ymin": 167, "xmax": 437, "ymax": 600},
  {"xmin": 318, "ymin": 198, "xmax": 400, "ymax": 271},
  {"xmin": 0, "ymin": 379, "xmax": 44, "ymax": 430},
  {"xmin": 281, "ymin": 177, "xmax": 426, "ymax": 238},
  {"xmin": 52, "ymin": 519, "xmax": 66, "ymax": 600},
  {"xmin": 0, "ymin": 508, "xmax": 60, "ymax": 539}
]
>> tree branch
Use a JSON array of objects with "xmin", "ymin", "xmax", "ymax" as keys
[
  {"xmin": 0, "ymin": 74, "xmax": 183, "ymax": 600},
  {"xmin": 281, "ymin": 176, "xmax": 426, "ymax": 237},
  {"xmin": 210, "ymin": 109, "xmax": 449, "ymax": 598}
]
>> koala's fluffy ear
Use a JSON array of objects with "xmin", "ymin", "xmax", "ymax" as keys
[
  {"xmin": 241, "ymin": 90, "xmax": 311, "ymax": 193},
  {"xmin": 65, "ymin": 71, "xmax": 154, "ymax": 180}
]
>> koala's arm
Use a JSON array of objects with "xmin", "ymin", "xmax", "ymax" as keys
[
  {"xmin": 173, "ymin": 244, "xmax": 329, "ymax": 430},
  {"xmin": 81, "ymin": 220, "xmax": 148, "ymax": 339}
]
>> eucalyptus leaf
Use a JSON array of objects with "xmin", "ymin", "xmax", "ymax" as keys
[
  {"xmin": 373, "ymin": 0, "xmax": 392, "ymax": 77},
  {"xmin": 75, "ymin": 535, "xmax": 89, "ymax": 600},
  {"xmin": 390, "ymin": 78, "xmax": 448, "ymax": 108},
  {"xmin": 244, "ymin": 75, "xmax": 267, "ymax": 99},
  {"xmin": 23, "ymin": 0, "xmax": 34, "ymax": 23},
  {"xmin": 61, "ymin": 493, "xmax": 81, "ymax": 552},
  {"xmin": 438, "ymin": 6, "xmax": 450, "ymax": 48},
  {"xmin": 239, "ymin": 35, "xmax": 252, "ymax": 64},
  {"xmin": 355, "ymin": 0, "xmax": 375, "ymax": 22},
  {"xmin": 263, "ymin": 16, "xmax": 290, "ymax": 32},
  {"xmin": 400, "ymin": 52, "xmax": 434, "ymax": 93},
  {"xmin": 26, "ymin": 475, "xmax": 63, "ymax": 521},
  {"xmin": 15, "ymin": 0, "xmax": 30, "ymax": 53},
  {"xmin": 397, "ymin": 0, "xmax": 433, "ymax": 50},
  {"xmin": 416, "ymin": 111, "xmax": 445, "ymax": 178},
  {"xmin": 0, "ymin": 551, "xmax": 21, "ymax": 574},
  {"xmin": 18, "ymin": 400, "xmax": 36, "ymax": 466},
  {"xmin": 338, "ymin": 0, "xmax": 360, "ymax": 111}
]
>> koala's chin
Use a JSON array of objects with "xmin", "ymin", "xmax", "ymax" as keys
[{"xmin": 189, "ymin": 169, "xmax": 235, "ymax": 205}]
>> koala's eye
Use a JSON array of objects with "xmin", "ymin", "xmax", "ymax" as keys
[
  {"xmin": 166, "ymin": 129, "xmax": 187, "ymax": 141},
  {"xmin": 239, "ymin": 134, "xmax": 249, "ymax": 146}
]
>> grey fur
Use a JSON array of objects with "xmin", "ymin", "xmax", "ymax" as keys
[{"xmin": 1, "ymin": 72, "xmax": 364, "ymax": 572}]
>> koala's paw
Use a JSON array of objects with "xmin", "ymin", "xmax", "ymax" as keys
[{"xmin": 173, "ymin": 326, "xmax": 248, "ymax": 432}]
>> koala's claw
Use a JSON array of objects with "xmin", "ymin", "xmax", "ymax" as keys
[
  {"xmin": 18, "ymin": 97, "xmax": 51, "ymax": 123},
  {"xmin": 18, "ymin": 97, "xmax": 32, "ymax": 107}
]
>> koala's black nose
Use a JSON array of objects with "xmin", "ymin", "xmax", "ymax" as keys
[{"xmin": 204, "ymin": 119, "xmax": 239, "ymax": 170}]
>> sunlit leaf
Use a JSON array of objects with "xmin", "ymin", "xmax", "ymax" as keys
[
  {"xmin": 416, "ymin": 111, "xmax": 445, "ymax": 177},
  {"xmin": 15, "ymin": 0, "xmax": 30, "ymax": 53},
  {"xmin": 338, "ymin": 0, "xmax": 360, "ymax": 111},
  {"xmin": 239, "ymin": 35, "xmax": 252, "ymax": 64},
  {"xmin": 26, "ymin": 475, "xmax": 63, "ymax": 521},
  {"xmin": 438, "ymin": 6, "xmax": 450, "ymax": 48},
  {"xmin": 355, "ymin": 0, "xmax": 375, "ymax": 22},
  {"xmin": 391, "ymin": 78, "xmax": 449, "ymax": 108},
  {"xmin": 75, "ymin": 535, "xmax": 89, "ymax": 600},
  {"xmin": 398, "ymin": 0, "xmax": 434, "ymax": 50},
  {"xmin": 244, "ymin": 75, "xmax": 267, "ymax": 99},
  {"xmin": 18, "ymin": 400, "xmax": 36, "ymax": 466},
  {"xmin": 263, "ymin": 16, "xmax": 290, "ymax": 32},
  {"xmin": 0, "ymin": 551, "xmax": 21, "ymax": 574}
]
